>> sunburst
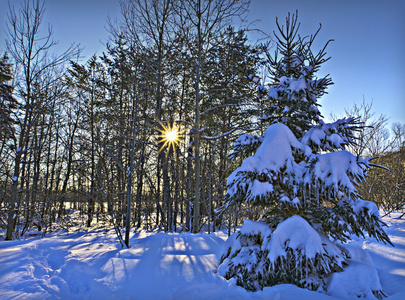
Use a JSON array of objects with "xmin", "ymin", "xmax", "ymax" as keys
[{"xmin": 155, "ymin": 121, "xmax": 185, "ymax": 156}]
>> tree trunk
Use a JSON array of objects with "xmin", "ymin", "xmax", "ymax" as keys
[{"xmin": 192, "ymin": 0, "xmax": 202, "ymax": 234}]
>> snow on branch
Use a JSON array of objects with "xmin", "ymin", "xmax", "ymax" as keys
[
  {"xmin": 226, "ymin": 123, "xmax": 311, "ymax": 203},
  {"xmin": 301, "ymin": 117, "xmax": 362, "ymax": 152},
  {"xmin": 229, "ymin": 134, "xmax": 263, "ymax": 159},
  {"xmin": 305, "ymin": 150, "xmax": 371, "ymax": 195}
]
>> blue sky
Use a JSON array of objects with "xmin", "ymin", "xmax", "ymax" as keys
[
  {"xmin": 0, "ymin": 0, "xmax": 404, "ymax": 126},
  {"xmin": 250, "ymin": 0, "xmax": 405, "ymax": 126}
]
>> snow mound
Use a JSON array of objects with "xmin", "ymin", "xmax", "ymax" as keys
[{"xmin": 327, "ymin": 259, "xmax": 385, "ymax": 299}]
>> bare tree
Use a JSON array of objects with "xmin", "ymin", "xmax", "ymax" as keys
[
  {"xmin": 4, "ymin": 0, "xmax": 79, "ymax": 240},
  {"xmin": 341, "ymin": 99, "xmax": 405, "ymax": 213},
  {"xmin": 176, "ymin": 0, "xmax": 250, "ymax": 233},
  {"xmin": 342, "ymin": 98, "xmax": 391, "ymax": 157},
  {"xmin": 115, "ymin": 0, "xmax": 177, "ymax": 231}
]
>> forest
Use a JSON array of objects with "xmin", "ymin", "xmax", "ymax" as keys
[{"xmin": 1, "ymin": 0, "xmax": 404, "ymax": 246}]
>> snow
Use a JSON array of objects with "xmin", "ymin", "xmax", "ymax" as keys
[
  {"xmin": 273, "ymin": 76, "xmax": 307, "ymax": 95},
  {"xmin": 229, "ymin": 134, "xmax": 263, "ymax": 158},
  {"xmin": 226, "ymin": 123, "xmax": 314, "ymax": 202},
  {"xmin": 248, "ymin": 74, "xmax": 261, "ymax": 84},
  {"xmin": 1, "ymin": 212, "xmax": 405, "ymax": 299},
  {"xmin": 227, "ymin": 123, "xmax": 311, "ymax": 188},
  {"xmin": 306, "ymin": 150, "xmax": 370, "ymax": 194},
  {"xmin": 267, "ymin": 215, "xmax": 326, "ymax": 262},
  {"xmin": 0, "ymin": 230, "xmax": 226, "ymax": 300},
  {"xmin": 288, "ymin": 76, "xmax": 307, "ymax": 93},
  {"xmin": 239, "ymin": 219, "xmax": 270, "ymax": 236},
  {"xmin": 327, "ymin": 260, "xmax": 384, "ymax": 299},
  {"xmin": 350, "ymin": 198, "xmax": 381, "ymax": 218},
  {"xmin": 245, "ymin": 180, "xmax": 274, "ymax": 202},
  {"xmin": 233, "ymin": 134, "xmax": 263, "ymax": 147},
  {"xmin": 326, "ymin": 243, "xmax": 386, "ymax": 299},
  {"xmin": 300, "ymin": 118, "xmax": 356, "ymax": 151},
  {"xmin": 226, "ymin": 122, "xmax": 375, "ymax": 211},
  {"xmin": 267, "ymin": 87, "xmax": 278, "ymax": 99}
]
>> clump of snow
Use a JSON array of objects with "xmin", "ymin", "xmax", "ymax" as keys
[
  {"xmin": 339, "ymin": 244, "xmax": 374, "ymax": 265},
  {"xmin": 230, "ymin": 134, "xmax": 263, "ymax": 159},
  {"xmin": 267, "ymin": 215, "xmax": 326, "ymax": 263},
  {"xmin": 301, "ymin": 118, "xmax": 357, "ymax": 152},
  {"xmin": 235, "ymin": 134, "xmax": 262, "ymax": 146},
  {"xmin": 239, "ymin": 219, "xmax": 270, "ymax": 236},
  {"xmin": 343, "ymin": 198, "xmax": 391, "ymax": 244},
  {"xmin": 288, "ymin": 76, "xmax": 307, "ymax": 93},
  {"xmin": 306, "ymin": 150, "xmax": 370, "ymax": 194},
  {"xmin": 276, "ymin": 76, "xmax": 307, "ymax": 94},
  {"xmin": 267, "ymin": 86, "xmax": 278, "ymax": 99},
  {"xmin": 327, "ymin": 260, "xmax": 385, "ymax": 299},
  {"xmin": 227, "ymin": 123, "xmax": 311, "ymax": 200},
  {"xmin": 228, "ymin": 121, "xmax": 367, "ymax": 200},
  {"xmin": 325, "ymin": 244, "xmax": 387, "ymax": 299},
  {"xmin": 245, "ymin": 180, "xmax": 274, "ymax": 202},
  {"xmin": 244, "ymin": 123, "xmax": 311, "ymax": 172},
  {"xmin": 350, "ymin": 198, "xmax": 381, "ymax": 219}
]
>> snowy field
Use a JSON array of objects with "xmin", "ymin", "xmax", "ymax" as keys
[{"xmin": 1, "ymin": 212, "xmax": 404, "ymax": 300}]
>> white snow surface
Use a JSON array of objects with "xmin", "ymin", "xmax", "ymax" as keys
[{"xmin": 1, "ymin": 212, "xmax": 405, "ymax": 300}]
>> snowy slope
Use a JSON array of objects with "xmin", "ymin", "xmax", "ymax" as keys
[{"xmin": 1, "ymin": 213, "xmax": 404, "ymax": 300}]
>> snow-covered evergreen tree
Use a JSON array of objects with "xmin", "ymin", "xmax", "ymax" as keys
[{"xmin": 218, "ymin": 12, "xmax": 391, "ymax": 299}]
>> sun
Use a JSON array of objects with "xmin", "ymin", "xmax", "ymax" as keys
[
  {"xmin": 155, "ymin": 121, "xmax": 185, "ymax": 155},
  {"xmin": 165, "ymin": 128, "xmax": 178, "ymax": 143}
]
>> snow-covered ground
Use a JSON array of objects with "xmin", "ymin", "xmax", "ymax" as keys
[{"xmin": 1, "ymin": 212, "xmax": 404, "ymax": 300}]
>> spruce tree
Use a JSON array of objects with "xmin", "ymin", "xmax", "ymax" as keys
[{"xmin": 218, "ymin": 12, "xmax": 391, "ymax": 298}]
